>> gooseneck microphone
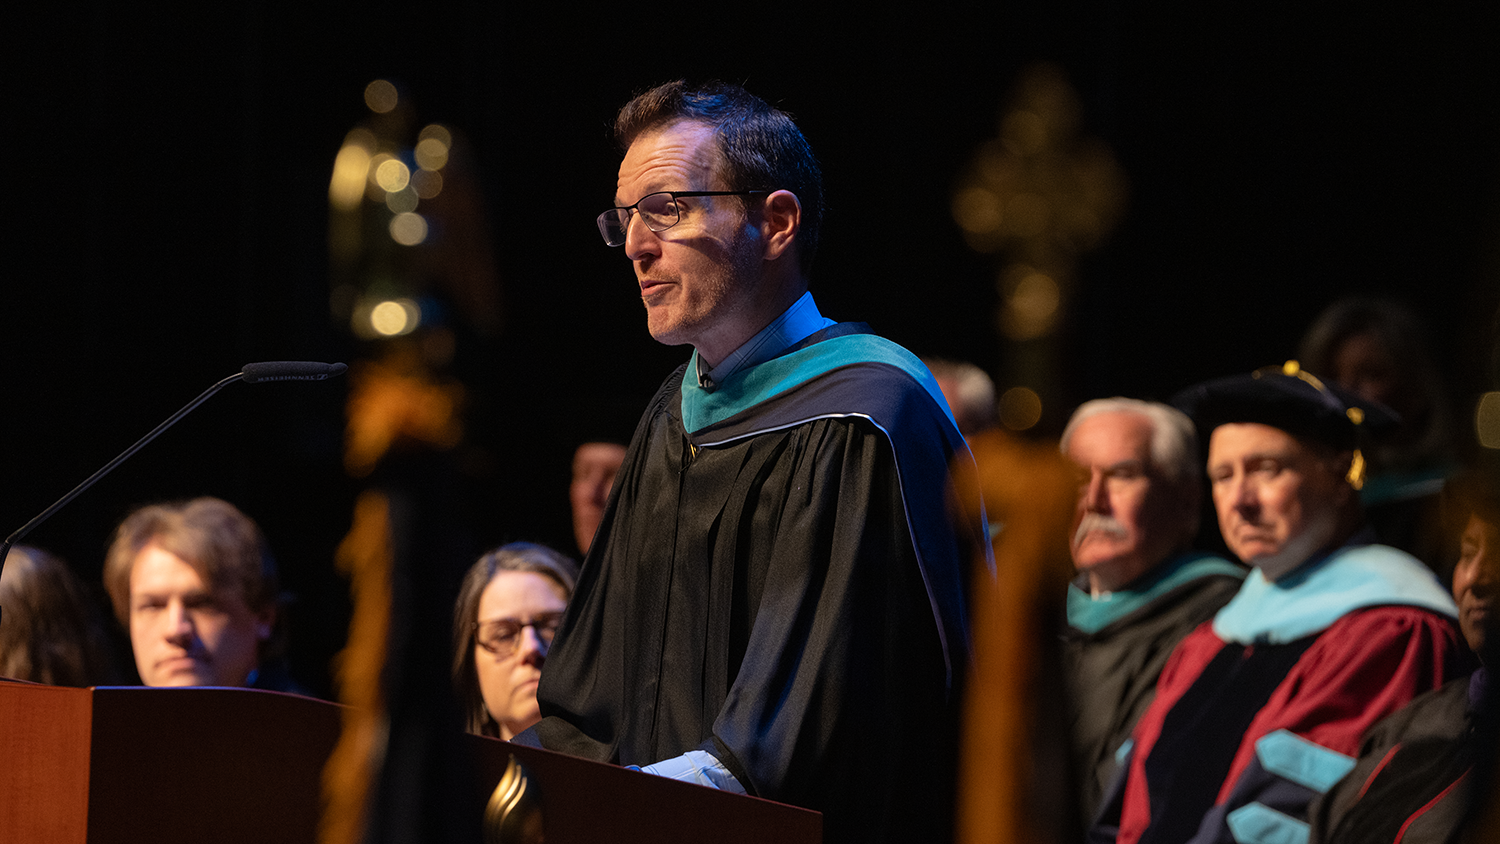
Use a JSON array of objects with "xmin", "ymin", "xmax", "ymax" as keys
[
  {"xmin": 0, "ymin": 361, "xmax": 347, "ymax": 628},
  {"xmin": 241, "ymin": 360, "xmax": 348, "ymax": 383}
]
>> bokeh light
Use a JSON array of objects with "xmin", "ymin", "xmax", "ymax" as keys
[
  {"xmin": 1004, "ymin": 193, "xmax": 1049, "ymax": 238},
  {"xmin": 415, "ymin": 131, "xmax": 450, "ymax": 171},
  {"xmin": 385, "ymin": 185, "xmax": 419, "ymax": 214},
  {"xmin": 418, "ymin": 123, "xmax": 452, "ymax": 145},
  {"xmin": 369, "ymin": 298, "xmax": 420, "ymax": 336},
  {"xmin": 999, "ymin": 387, "xmax": 1043, "ymax": 431},
  {"xmin": 1002, "ymin": 110, "xmax": 1048, "ymax": 155},
  {"xmin": 1001, "ymin": 270, "xmax": 1061, "ymax": 340},
  {"xmin": 411, "ymin": 168, "xmax": 443, "ymax": 200},
  {"xmin": 1478, "ymin": 392, "xmax": 1500, "ymax": 449},
  {"xmin": 953, "ymin": 187, "xmax": 1002, "ymax": 236},
  {"xmin": 330, "ymin": 148, "xmax": 370, "ymax": 211},
  {"xmin": 364, "ymin": 80, "xmax": 398, "ymax": 114},
  {"xmin": 389, "ymin": 212, "xmax": 428, "ymax": 246},
  {"xmin": 329, "ymin": 130, "xmax": 376, "ymax": 211},
  {"xmin": 374, "ymin": 158, "xmax": 411, "ymax": 193}
]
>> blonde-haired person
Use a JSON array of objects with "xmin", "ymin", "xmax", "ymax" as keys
[{"xmin": 451, "ymin": 542, "xmax": 577, "ymax": 738}]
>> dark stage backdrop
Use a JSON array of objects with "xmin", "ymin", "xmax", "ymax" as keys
[{"xmin": 7, "ymin": 3, "xmax": 1499, "ymax": 696}]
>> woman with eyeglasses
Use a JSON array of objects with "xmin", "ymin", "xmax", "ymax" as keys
[{"xmin": 451, "ymin": 542, "xmax": 578, "ymax": 739}]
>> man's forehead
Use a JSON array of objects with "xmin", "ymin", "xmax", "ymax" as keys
[
  {"xmin": 1464, "ymin": 513, "xmax": 1499, "ymax": 540},
  {"xmin": 130, "ymin": 545, "xmax": 227, "ymax": 595},
  {"xmin": 1206, "ymin": 422, "xmax": 1313, "ymax": 464},
  {"xmin": 1072, "ymin": 412, "xmax": 1155, "ymax": 456},
  {"xmin": 573, "ymin": 442, "xmax": 624, "ymax": 469},
  {"xmin": 616, "ymin": 121, "xmax": 721, "ymax": 202}
]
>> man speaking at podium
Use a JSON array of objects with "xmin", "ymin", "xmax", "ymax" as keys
[{"xmin": 517, "ymin": 81, "xmax": 979, "ymax": 843}]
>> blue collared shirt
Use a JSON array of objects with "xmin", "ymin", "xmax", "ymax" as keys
[{"xmin": 695, "ymin": 291, "xmax": 836, "ymax": 390}]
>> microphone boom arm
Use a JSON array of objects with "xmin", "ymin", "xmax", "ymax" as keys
[
  {"xmin": 0, "ymin": 361, "xmax": 346, "ymax": 594},
  {"xmin": 0, "ymin": 371, "xmax": 245, "ymax": 564}
]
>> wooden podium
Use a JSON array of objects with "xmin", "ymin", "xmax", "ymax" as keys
[{"xmin": 0, "ymin": 680, "xmax": 821, "ymax": 843}]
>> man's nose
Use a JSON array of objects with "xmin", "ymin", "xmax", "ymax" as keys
[
  {"xmin": 623, "ymin": 213, "xmax": 661, "ymax": 262},
  {"xmin": 1472, "ymin": 547, "xmax": 1498, "ymax": 590},
  {"xmin": 164, "ymin": 601, "xmax": 194, "ymax": 643},
  {"xmin": 1231, "ymin": 476, "xmax": 1259, "ymax": 513},
  {"xmin": 1082, "ymin": 471, "xmax": 1109, "ymax": 513}
]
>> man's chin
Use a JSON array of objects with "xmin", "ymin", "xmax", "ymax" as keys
[
  {"xmin": 1072, "ymin": 542, "xmax": 1131, "ymax": 571},
  {"xmin": 148, "ymin": 671, "xmax": 211, "ymax": 688},
  {"xmin": 1246, "ymin": 544, "xmax": 1315, "ymax": 581},
  {"xmin": 1230, "ymin": 536, "xmax": 1279, "ymax": 564},
  {"xmin": 1244, "ymin": 516, "xmax": 1338, "ymax": 581},
  {"xmin": 146, "ymin": 660, "xmax": 217, "ymax": 687}
]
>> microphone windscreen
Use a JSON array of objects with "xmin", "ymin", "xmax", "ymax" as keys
[{"xmin": 241, "ymin": 361, "xmax": 349, "ymax": 383}]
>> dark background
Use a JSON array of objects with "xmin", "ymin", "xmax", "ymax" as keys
[{"xmin": 8, "ymin": 3, "xmax": 1499, "ymax": 697}]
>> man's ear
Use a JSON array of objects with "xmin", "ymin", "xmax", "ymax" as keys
[{"xmin": 759, "ymin": 190, "xmax": 801, "ymax": 262}]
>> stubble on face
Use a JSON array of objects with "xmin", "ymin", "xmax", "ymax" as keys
[{"xmin": 616, "ymin": 122, "xmax": 763, "ymax": 364}]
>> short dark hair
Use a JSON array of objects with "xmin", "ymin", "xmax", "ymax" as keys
[{"xmin": 615, "ymin": 80, "xmax": 824, "ymax": 276}]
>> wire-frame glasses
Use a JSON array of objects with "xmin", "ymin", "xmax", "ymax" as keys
[{"xmin": 596, "ymin": 190, "xmax": 769, "ymax": 246}]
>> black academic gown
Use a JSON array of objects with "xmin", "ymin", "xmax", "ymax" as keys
[
  {"xmin": 530, "ymin": 324, "xmax": 978, "ymax": 844},
  {"xmin": 1310, "ymin": 669, "xmax": 1483, "ymax": 844},
  {"xmin": 1063, "ymin": 553, "xmax": 1245, "ymax": 824}
]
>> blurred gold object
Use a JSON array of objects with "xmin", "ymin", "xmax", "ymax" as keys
[
  {"xmin": 954, "ymin": 429, "xmax": 1080, "ymax": 843},
  {"xmin": 484, "ymin": 754, "xmax": 545, "ymax": 844},
  {"xmin": 318, "ymin": 490, "xmax": 394, "ymax": 844}
]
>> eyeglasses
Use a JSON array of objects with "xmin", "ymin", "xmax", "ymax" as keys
[
  {"xmin": 596, "ymin": 190, "xmax": 768, "ymax": 247},
  {"xmin": 473, "ymin": 612, "xmax": 564, "ymax": 658}
]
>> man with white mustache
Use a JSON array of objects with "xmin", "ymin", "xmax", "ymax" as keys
[
  {"xmin": 1060, "ymin": 398, "xmax": 1245, "ymax": 824},
  {"xmin": 1092, "ymin": 364, "xmax": 1469, "ymax": 844}
]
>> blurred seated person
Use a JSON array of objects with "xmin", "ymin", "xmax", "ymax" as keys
[
  {"xmin": 1093, "ymin": 363, "xmax": 1469, "ymax": 844},
  {"xmin": 104, "ymin": 496, "xmax": 299, "ymax": 691},
  {"xmin": 1060, "ymin": 398, "xmax": 1244, "ymax": 822},
  {"xmin": 570, "ymin": 442, "xmax": 626, "ymax": 555},
  {"xmin": 0, "ymin": 545, "xmax": 122, "ymax": 686},
  {"xmin": 1299, "ymin": 297, "xmax": 1455, "ymax": 566},
  {"xmin": 1309, "ymin": 469, "xmax": 1496, "ymax": 843},
  {"xmin": 923, "ymin": 357, "xmax": 999, "ymax": 437},
  {"xmin": 452, "ymin": 542, "xmax": 578, "ymax": 739}
]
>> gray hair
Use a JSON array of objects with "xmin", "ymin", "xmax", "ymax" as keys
[
  {"xmin": 1060, "ymin": 398, "xmax": 1200, "ymax": 484},
  {"xmin": 922, "ymin": 358, "xmax": 998, "ymax": 436}
]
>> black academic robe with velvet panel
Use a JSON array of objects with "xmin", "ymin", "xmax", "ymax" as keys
[
  {"xmin": 1093, "ymin": 544, "xmax": 1468, "ymax": 844},
  {"xmin": 1064, "ymin": 552, "xmax": 1246, "ymax": 823},
  {"xmin": 530, "ymin": 324, "xmax": 980, "ymax": 844}
]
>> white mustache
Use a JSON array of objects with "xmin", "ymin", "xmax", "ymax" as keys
[{"xmin": 1074, "ymin": 513, "xmax": 1129, "ymax": 547}]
